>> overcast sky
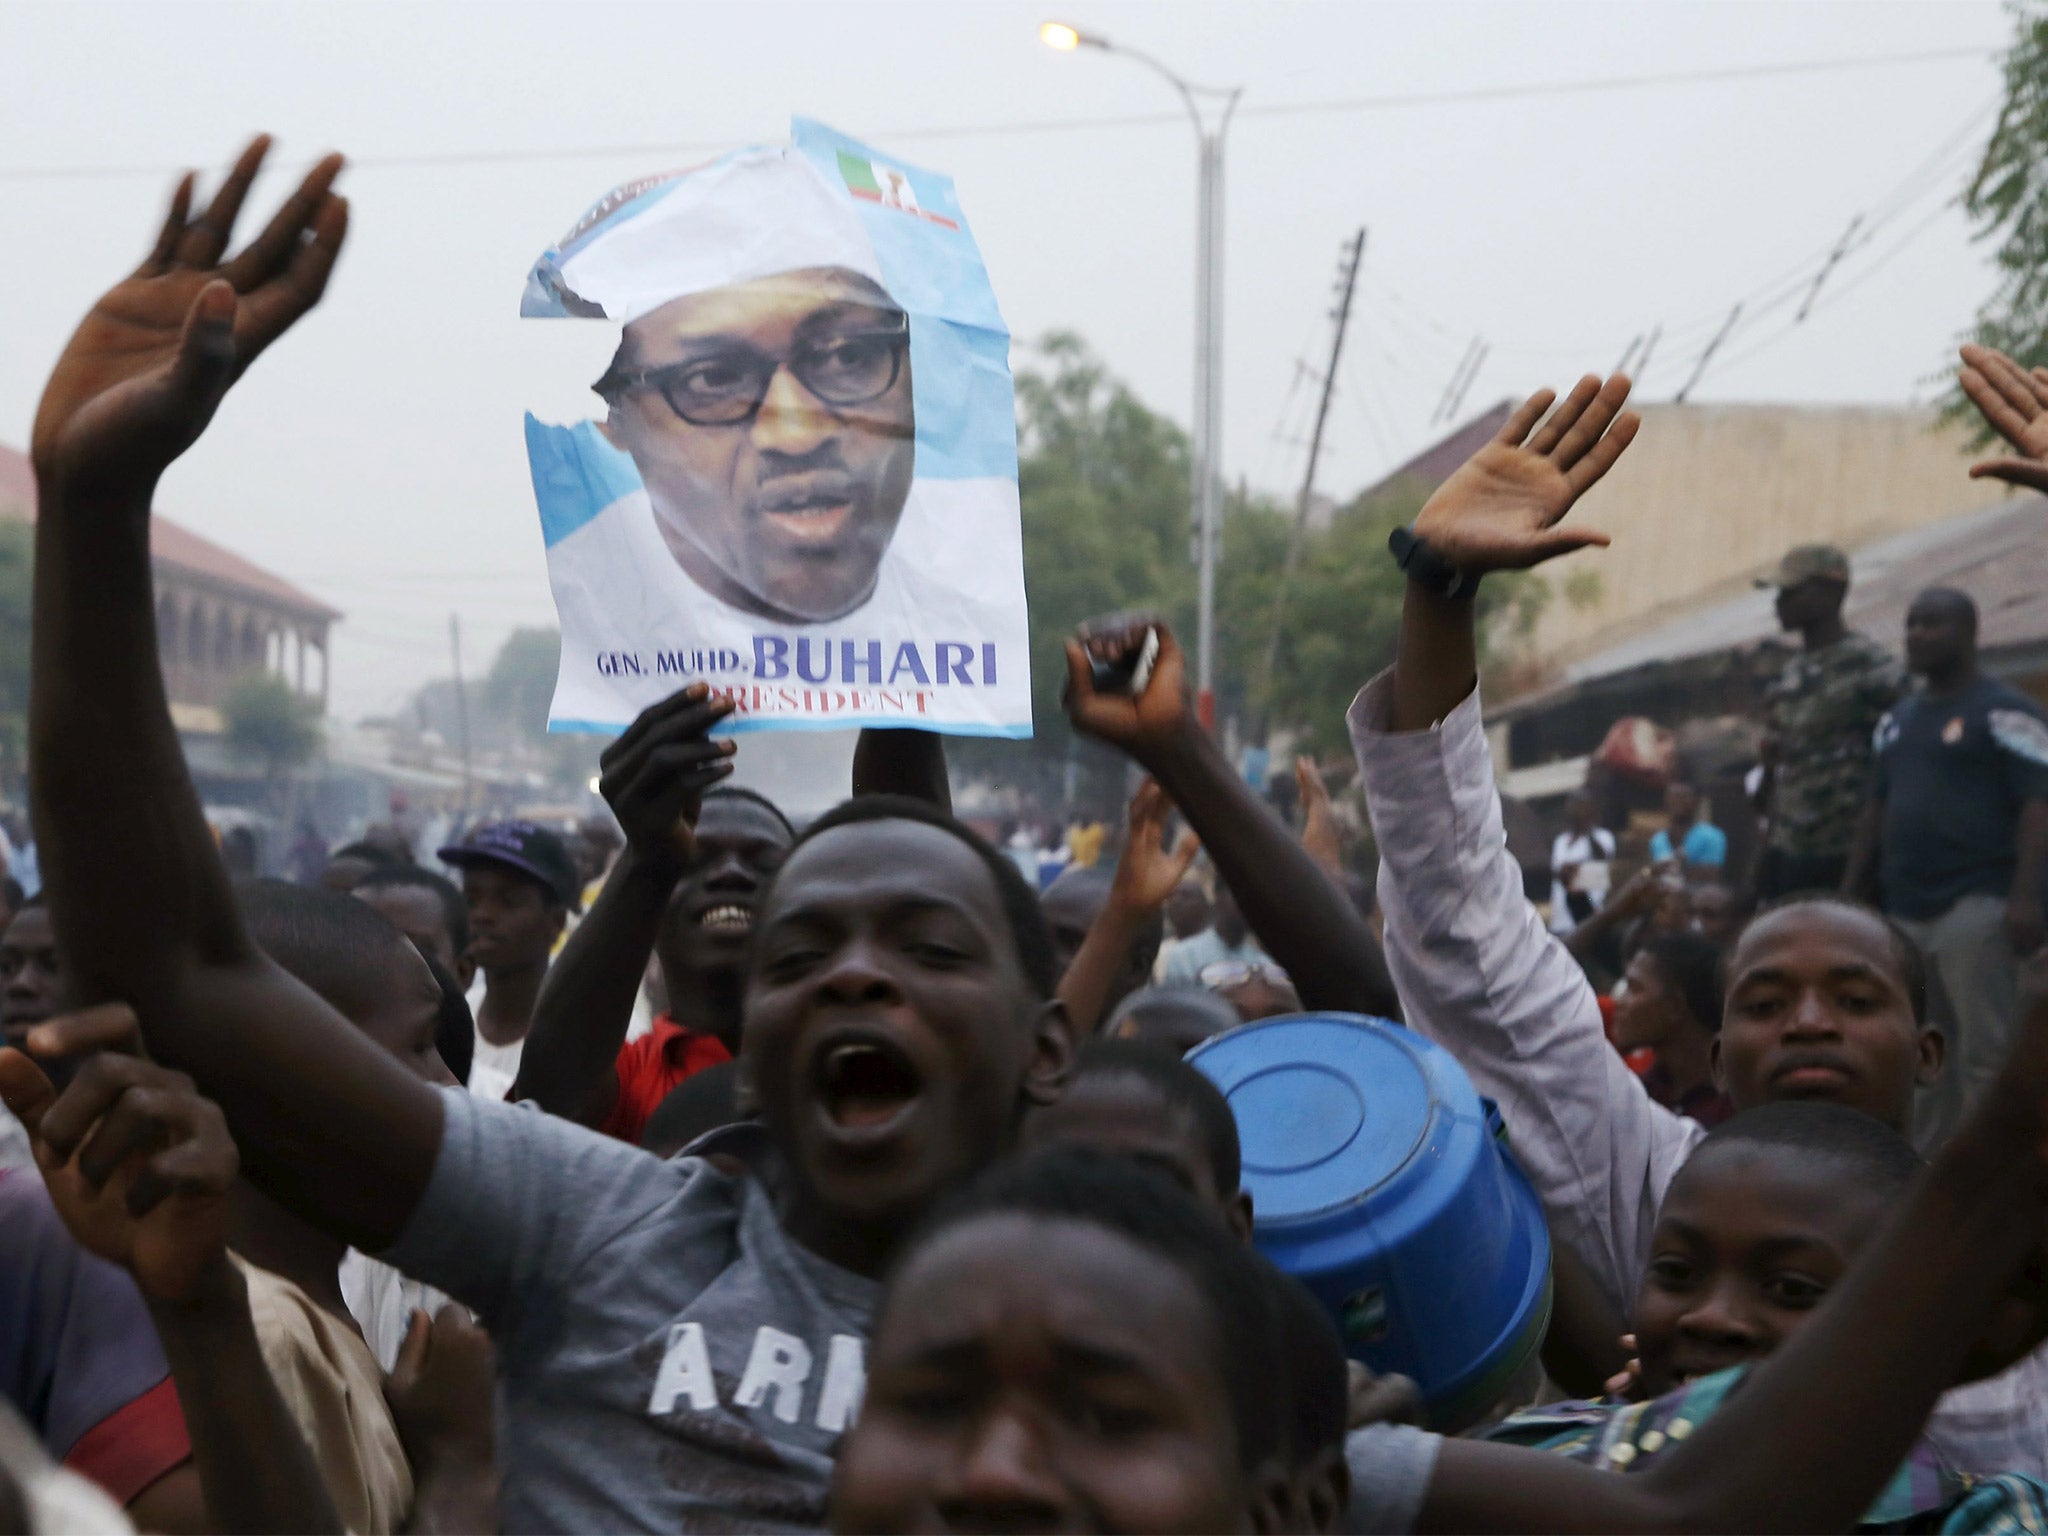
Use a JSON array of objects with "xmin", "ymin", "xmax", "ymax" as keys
[{"xmin": 0, "ymin": 0, "xmax": 2010, "ymax": 724}]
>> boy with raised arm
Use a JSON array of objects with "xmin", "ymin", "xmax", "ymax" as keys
[
  {"xmin": 25, "ymin": 136, "xmax": 1078, "ymax": 1530},
  {"xmin": 1345, "ymin": 370, "xmax": 2048, "ymax": 1476}
]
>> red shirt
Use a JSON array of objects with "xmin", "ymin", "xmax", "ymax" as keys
[{"xmin": 599, "ymin": 1015, "xmax": 732, "ymax": 1145}]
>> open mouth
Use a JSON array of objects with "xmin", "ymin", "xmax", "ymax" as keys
[
  {"xmin": 759, "ymin": 477, "xmax": 859, "ymax": 545},
  {"xmin": 696, "ymin": 903, "xmax": 753, "ymax": 935},
  {"xmin": 814, "ymin": 1032, "xmax": 924, "ymax": 1135}
]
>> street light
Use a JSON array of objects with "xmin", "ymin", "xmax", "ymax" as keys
[{"xmin": 1040, "ymin": 21, "xmax": 1240, "ymax": 728}]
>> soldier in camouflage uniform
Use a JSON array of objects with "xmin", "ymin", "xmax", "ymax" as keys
[{"xmin": 1753, "ymin": 545, "xmax": 1904, "ymax": 899}]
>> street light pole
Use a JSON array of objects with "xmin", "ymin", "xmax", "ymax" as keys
[{"xmin": 1041, "ymin": 23, "xmax": 1240, "ymax": 726}]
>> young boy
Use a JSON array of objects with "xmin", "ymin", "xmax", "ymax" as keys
[
  {"xmin": 1475, "ymin": 1102, "xmax": 2047, "ymax": 1531},
  {"xmin": 831, "ymin": 1148, "xmax": 1296, "ymax": 1534},
  {"xmin": 513, "ymin": 684, "xmax": 792, "ymax": 1138},
  {"xmin": 1020, "ymin": 1037, "xmax": 1250, "ymax": 1240},
  {"xmin": 1339, "ymin": 372, "xmax": 2048, "ymax": 1475},
  {"xmin": 437, "ymin": 820, "xmax": 577, "ymax": 1101}
]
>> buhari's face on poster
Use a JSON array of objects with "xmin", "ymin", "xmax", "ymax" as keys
[
  {"xmin": 522, "ymin": 119, "xmax": 1032, "ymax": 740},
  {"xmin": 591, "ymin": 266, "xmax": 916, "ymax": 624}
]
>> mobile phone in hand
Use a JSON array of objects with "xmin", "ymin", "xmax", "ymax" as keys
[{"xmin": 1079, "ymin": 613, "xmax": 1160, "ymax": 696}]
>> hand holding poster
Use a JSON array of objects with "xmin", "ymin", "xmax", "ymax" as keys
[{"xmin": 523, "ymin": 118, "xmax": 1031, "ymax": 737}]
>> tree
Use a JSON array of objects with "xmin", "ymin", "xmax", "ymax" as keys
[
  {"xmin": 223, "ymin": 672, "xmax": 322, "ymax": 781},
  {"xmin": 482, "ymin": 626, "xmax": 611, "ymax": 796},
  {"xmin": 1954, "ymin": 3, "xmax": 2048, "ymax": 431},
  {"xmin": 484, "ymin": 626, "xmax": 565, "ymax": 735}
]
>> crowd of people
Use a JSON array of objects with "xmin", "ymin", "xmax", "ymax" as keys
[{"xmin": 8, "ymin": 134, "xmax": 2048, "ymax": 1535}]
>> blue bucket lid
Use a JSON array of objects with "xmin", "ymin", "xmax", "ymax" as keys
[{"xmin": 1190, "ymin": 1013, "xmax": 1453, "ymax": 1224}]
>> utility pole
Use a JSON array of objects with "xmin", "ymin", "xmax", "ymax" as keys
[
  {"xmin": 1256, "ymin": 228, "xmax": 1366, "ymax": 742},
  {"xmin": 1675, "ymin": 304, "xmax": 1742, "ymax": 404},
  {"xmin": 1797, "ymin": 214, "xmax": 1863, "ymax": 322},
  {"xmin": 1440, "ymin": 341, "xmax": 1489, "ymax": 427},
  {"xmin": 1431, "ymin": 335, "xmax": 1483, "ymax": 427},
  {"xmin": 449, "ymin": 613, "xmax": 474, "ymax": 823},
  {"xmin": 1634, "ymin": 323, "xmax": 1662, "ymax": 388}
]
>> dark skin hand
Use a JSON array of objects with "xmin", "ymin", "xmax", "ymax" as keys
[
  {"xmin": 1063, "ymin": 622, "xmax": 1399, "ymax": 1021},
  {"xmin": 0, "ymin": 1005, "xmax": 343, "ymax": 1535},
  {"xmin": 1055, "ymin": 779, "xmax": 1199, "ymax": 1036},
  {"xmin": 29, "ymin": 136, "xmax": 441, "ymax": 1252},
  {"xmin": 1958, "ymin": 342, "xmax": 2048, "ymax": 493},
  {"xmin": 386, "ymin": 1306, "xmax": 500, "ymax": 1536},
  {"xmin": 851, "ymin": 727, "xmax": 952, "ymax": 811},
  {"xmin": 514, "ymin": 684, "xmax": 736, "ymax": 1124},
  {"xmin": 1390, "ymin": 375, "xmax": 1637, "ymax": 733}
]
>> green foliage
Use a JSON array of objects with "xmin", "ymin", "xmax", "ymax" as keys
[
  {"xmin": 484, "ymin": 626, "xmax": 565, "ymax": 733},
  {"xmin": 1951, "ymin": 3, "xmax": 2048, "ymax": 435},
  {"xmin": 478, "ymin": 626, "xmax": 611, "ymax": 795},
  {"xmin": 223, "ymin": 671, "xmax": 322, "ymax": 777},
  {"xmin": 961, "ymin": 334, "xmax": 1452, "ymax": 798}
]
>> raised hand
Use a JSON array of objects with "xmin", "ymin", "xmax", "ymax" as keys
[
  {"xmin": 596, "ymin": 683, "xmax": 738, "ymax": 872},
  {"xmin": 1110, "ymin": 779, "xmax": 1201, "ymax": 915},
  {"xmin": 0, "ymin": 1003, "xmax": 238, "ymax": 1305},
  {"xmin": 31, "ymin": 135, "xmax": 348, "ymax": 501},
  {"xmin": 1958, "ymin": 344, "xmax": 2048, "ymax": 493},
  {"xmin": 1295, "ymin": 756, "xmax": 1344, "ymax": 876},
  {"xmin": 1063, "ymin": 616, "xmax": 1196, "ymax": 768},
  {"xmin": 1412, "ymin": 374, "xmax": 1639, "ymax": 572}
]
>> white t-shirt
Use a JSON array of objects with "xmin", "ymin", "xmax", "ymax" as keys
[
  {"xmin": 465, "ymin": 973, "xmax": 525, "ymax": 1104},
  {"xmin": 1548, "ymin": 827, "xmax": 1616, "ymax": 934},
  {"xmin": 338, "ymin": 1250, "xmax": 456, "ymax": 1375}
]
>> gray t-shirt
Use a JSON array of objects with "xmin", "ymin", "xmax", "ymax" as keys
[
  {"xmin": 1345, "ymin": 1422, "xmax": 1441, "ymax": 1534},
  {"xmin": 383, "ymin": 1088, "xmax": 877, "ymax": 1533}
]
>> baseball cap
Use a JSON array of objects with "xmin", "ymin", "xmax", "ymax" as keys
[
  {"xmin": 1755, "ymin": 544, "xmax": 1851, "ymax": 590},
  {"xmin": 438, "ymin": 821, "xmax": 581, "ymax": 910}
]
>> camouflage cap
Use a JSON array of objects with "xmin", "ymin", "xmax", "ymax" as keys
[{"xmin": 1755, "ymin": 544, "xmax": 1851, "ymax": 590}]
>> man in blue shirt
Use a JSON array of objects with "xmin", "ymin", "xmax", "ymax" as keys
[
  {"xmin": 1648, "ymin": 780, "xmax": 1727, "ymax": 878},
  {"xmin": 1845, "ymin": 586, "xmax": 2048, "ymax": 1148}
]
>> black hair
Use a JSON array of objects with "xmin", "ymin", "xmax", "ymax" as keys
[
  {"xmin": 1268, "ymin": 1268, "xmax": 1348, "ymax": 1465},
  {"xmin": 235, "ymin": 877, "xmax": 413, "ymax": 1010},
  {"xmin": 640, "ymin": 1059, "xmax": 744, "ymax": 1158},
  {"xmin": 783, "ymin": 795, "xmax": 1058, "ymax": 999},
  {"xmin": 1043, "ymin": 864, "xmax": 1166, "ymax": 975},
  {"xmin": 1637, "ymin": 929, "xmax": 1725, "ymax": 1036},
  {"xmin": 1106, "ymin": 984, "xmax": 1243, "ymax": 1046},
  {"xmin": 701, "ymin": 785, "xmax": 797, "ymax": 839},
  {"xmin": 423, "ymin": 950, "xmax": 472, "ymax": 1086},
  {"xmin": 355, "ymin": 865, "xmax": 470, "ymax": 959},
  {"xmin": 0, "ymin": 878, "xmax": 24, "ymax": 915},
  {"xmin": 1072, "ymin": 1037, "xmax": 1241, "ymax": 1196},
  {"xmin": 899, "ymin": 1146, "xmax": 1286, "ymax": 1474},
  {"xmin": 1742, "ymin": 892, "xmax": 1929, "ymax": 1025},
  {"xmin": 328, "ymin": 840, "xmax": 399, "ymax": 870},
  {"xmin": 1690, "ymin": 1099, "xmax": 1925, "ymax": 1197},
  {"xmin": 1911, "ymin": 585, "xmax": 1979, "ymax": 633}
]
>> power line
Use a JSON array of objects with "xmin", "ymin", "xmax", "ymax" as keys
[{"xmin": 0, "ymin": 46, "xmax": 1997, "ymax": 183}]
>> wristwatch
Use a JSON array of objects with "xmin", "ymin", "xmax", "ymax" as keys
[{"xmin": 1387, "ymin": 525, "xmax": 1477, "ymax": 599}]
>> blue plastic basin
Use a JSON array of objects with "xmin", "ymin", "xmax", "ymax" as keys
[{"xmin": 1188, "ymin": 1013, "xmax": 1551, "ymax": 1427}]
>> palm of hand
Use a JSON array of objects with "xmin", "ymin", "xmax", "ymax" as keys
[
  {"xmin": 33, "ymin": 273, "xmax": 224, "ymax": 486},
  {"xmin": 1414, "ymin": 445, "xmax": 1572, "ymax": 569}
]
